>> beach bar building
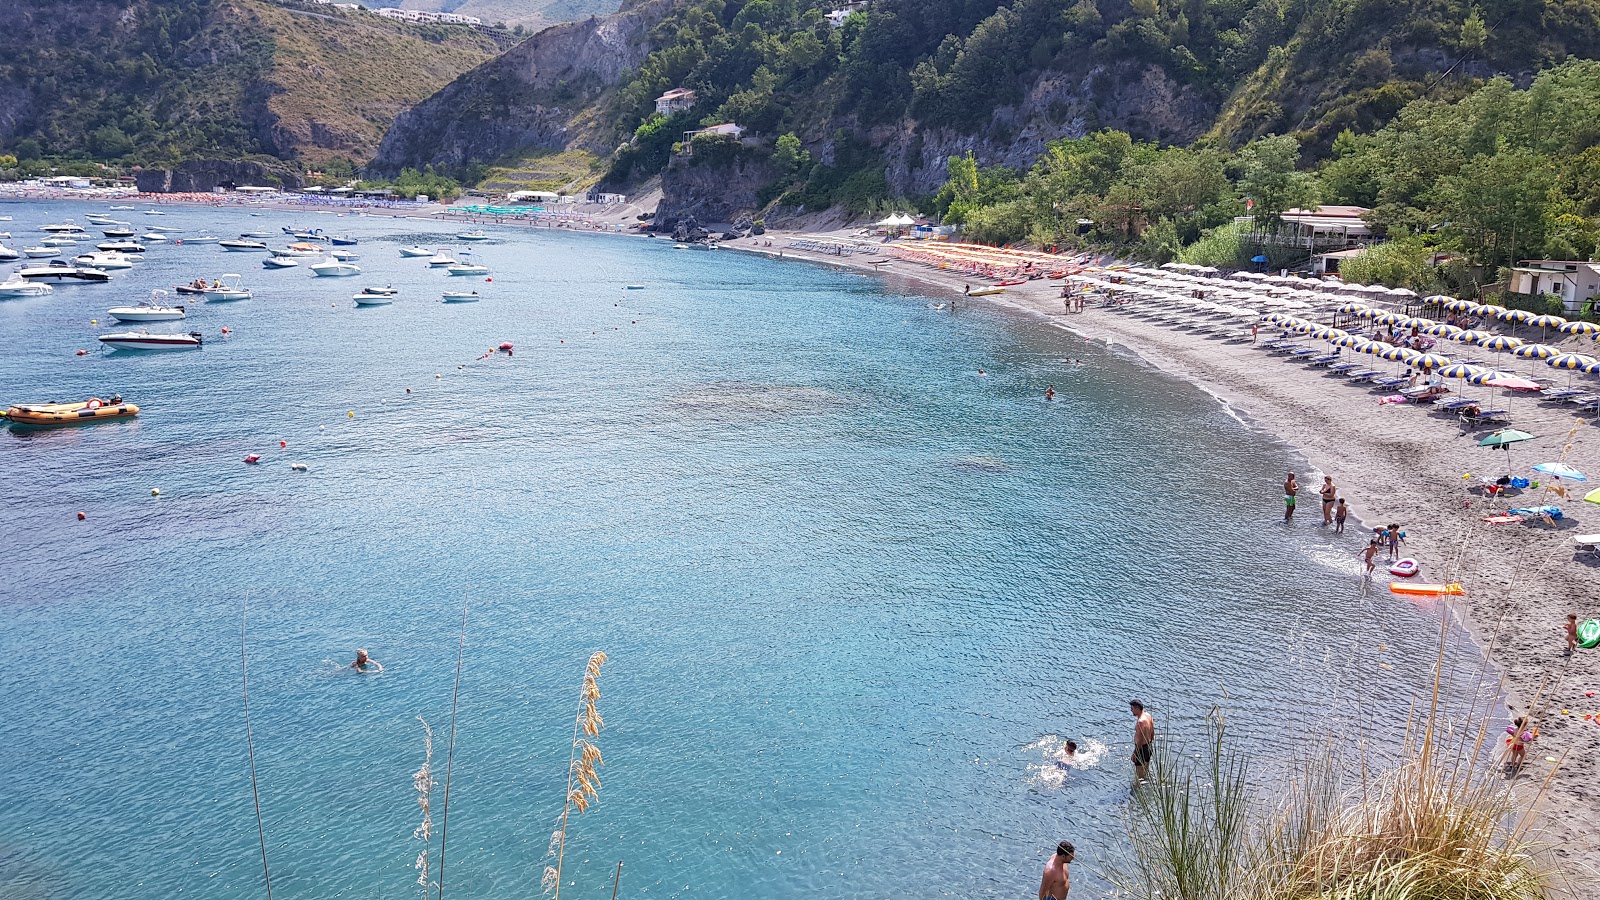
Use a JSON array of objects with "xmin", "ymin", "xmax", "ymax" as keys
[
  {"xmin": 1239, "ymin": 205, "xmax": 1372, "ymax": 253},
  {"xmin": 655, "ymin": 89, "xmax": 698, "ymax": 116},
  {"xmin": 1507, "ymin": 260, "xmax": 1600, "ymax": 312}
]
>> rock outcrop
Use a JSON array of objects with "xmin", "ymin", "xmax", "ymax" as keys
[
  {"xmin": 136, "ymin": 159, "xmax": 302, "ymax": 193},
  {"xmin": 653, "ymin": 142, "xmax": 774, "ymax": 230},
  {"xmin": 368, "ymin": 0, "xmax": 672, "ymax": 176}
]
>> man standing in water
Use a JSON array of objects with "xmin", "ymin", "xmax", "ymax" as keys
[
  {"xmin": 1283, "ymin": 472, "xmax": 1299, "ymax": 523},
  {"xmin": 1038, "ymin": 841, "xmax": 1074, "ymax": 900},
  {"xmin": 1130, "ymin": 699, "xmax": 1155, "ymax": 780}
]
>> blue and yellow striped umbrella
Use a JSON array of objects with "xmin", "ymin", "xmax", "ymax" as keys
[
  {"xmin": 1512, "ymin": 343, "xmax": 1561, "ymax": 360},
  {"xmin": 1478, "ymin": 335, "xmax": 1525, "ymax": 352},
  {"xmin": 1380, "ymin": 346, "xmax": 1422, "ymax": 363},
  {"xmin": 1452, "ymin": 329, "xmax": 1495, "ymax": 344},
  {"xmin": 1370, "ymin": 311, "xmax": 1408, "ymax": 326},
  {"xmin": 1547, "ymin": 353, "xmax": 1599, "ymax": 370},
  {"xmin": 1360, "ymin": 340, "xmax": 1395, "ymax": 356},
  {"xmin": 1399, "ymin": 317, "xmax": 1437, "ymax": 329},
  {"xmin": 1413, "ymin": 352, "xmax": 1452, "ymax": 369},
  {"xmin": 1333, "ymin": 334, "xmax": 1368, "ymax": 348},
  {"xmin": 1337, "ymin": 301, "xmax": 1369, "ymax": 314},
  {"xmin": 1527, "ymin": 314, "xmax": 1568, "ymax": 329},
  {"xmin": 1423, "ymin": 323, "xmax": 1463, "ymax": 338},
  {"xmin": 1559, "ymin": 321, "xmax": 1600, "ymax": 336},
  {"xmin": 1438, "ymin": 363, "xmax": 1487, "ymax": 379},
  {"xmin": 1468, "ymin": 369, "xmax": 1514, "ymax": 385},
  {"xmin": 1443, "ymin": 298, "xmax": 1483, "ymax": 312},
  {"xmin": 1494, "ymin": 307, "xmax": 1534, "ymax": 323},
  {"xmin": 1313, "ymin": 326, "xmax": 1350, "ymax": 340}
]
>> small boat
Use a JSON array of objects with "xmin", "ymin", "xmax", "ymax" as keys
[
  {"xmin": 0, "ymin": 245, "xmax": 20, "ymax": 262},
  {"xmin": 23, "ymin": 246, "xmax": 58, "ymax": 258},
  {"xmin": 4, "ymin": 398, "xmax": 140, "ymax": 427},
  {"xmin": 262, "ymin": 257, "xmax": 298, "ymax": 269},
  {"xmin": 994, "ymin": 279, "xmax": 1028, "ymax": 287},
  {"xmin": 1388, "ymin": 582, "xmax": 1465, "ymax": 597},
  {"xmin": 0, "ymin": 273, "xmax": 52, "ymax": 297},
  {"xmin": 140, "ymin": 232, "xmax": 169, "ymax": 242},
  {"xmin": 672, "ymin": 244, "xmax": 689, "ymax": 250},
  {"xmin": 273, "ymin": 242, "xmax": 326, "ymax": 258},
  {"xmin": 310, "ymin": 257, "xmax": 361, "ymax": 277},
  {"xmin": 625, "ymin": 284, "xmax": 645, "ymax": 290},
  {"xmin": 330, "ymin": 248, "xmax": 359, "ymax": 261},
  {"xmin": 143, "ymin": 209, "xmax": 166, "ymax": 215},
  {"xmin": 1388, "ymin": 558, "xmax": 1420, "ymax": 578},
  {"xmin": 184, "ymin": 235, "xmax": 221, "ymax": 244},
  {"xmin": 362, "ymin": 285, "xmax": 399, "ymax": 295},
  {"xmin": 100, "ymin": 227, "xmax": 136, "ymax": 237},
  {"xmin": 966, "ymin": 287, "xmax": 1005, "ymax": 297},
  {"xmin": 241, "ymin": 231, "xmax": 274, "ymax": 238},
  {"xmin": 329, "ymin": 235, "xmax": 359, "ymax": 246},
  {"xmin": 292, "ymin": 230, "xmax": 328, "ymax": 241},
  {"xmin": 40, "ymin": 222, "xmax": 86, "ymax": 234},
  {"xmin": 442, "ymin": 290, "xmax": 480, "ymax": 303},
  {"xmin": 353, "ymin": 292, "xmax": 394, "ymax": 306},
  {"xmin": 40, "ymin": 235, "xmax": 81, "ymax": 247},
  {"xmin": 97, "ymin": 241, "xmax": 146, "ymax": 253},
  {"xmin": 219, "ymin": 238, "xmax": 269, "ymax": 251},
  {"xmin": 109, "ymin": 205, "xmax": 134, "ymax": 210},
  {"xmin": 85, "ymin": 214, "xmax": 117, "ymax": 224},
  {"xmin": 399, "ymin": 246, "xmax": 432, "ymax": 258},
  {"xmin": 428, "ymin": 248, "xmax": 458, "ymax": 267},
  {"xmin": 203, "ymin": 274, "xmax": 252, "ymax": 301},
  {"xmin": 19, "ymin": 261, "xmax": 111, "ymax": 283},
  {"xmin": 447, "ymin": 252, "xmax": 489, "ymax": 276},
  {"xmin": 456, "ymin": 230, "xmax": 488, "ymax": 241},
  {"xmin": 108, "ymin": 291, "xmax": 186, "ymax": 322},
  {"xmin": 74, "ymin": 252, "xmax": 140, "ymax": 270},
  {"xmin": 98, "ymin": 330, "xmax": 203, "ymax": 351}
]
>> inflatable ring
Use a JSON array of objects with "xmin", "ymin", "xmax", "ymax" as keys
[
  {"xmin": 1389, "ymin": 558, "xmax": 1420, "ymax": 578},
  {"xmin": 86, "ymin": 398, "xmax": 103, "ymax": 410}
]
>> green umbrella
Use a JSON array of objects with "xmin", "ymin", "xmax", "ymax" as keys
[{"xmin": 1479, "ymin": 429, "xmax": 1534, "ymax": 447}]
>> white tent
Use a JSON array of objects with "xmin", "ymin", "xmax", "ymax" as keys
[{"xmin": 876, "ymin": 213, "xmax": 916, "ymax": 227}]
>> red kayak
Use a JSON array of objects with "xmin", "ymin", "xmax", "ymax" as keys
[{"xmin": 995, "ymin": 279, "xmax": 1028, "ymax": 287}]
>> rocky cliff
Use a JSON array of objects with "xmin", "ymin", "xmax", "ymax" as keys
[
  {"xmin": 135, "ymin": 158, "xmax": 302, "ymax": 193},
  {"xmin": 653, "ymin": 139, "xmax": 774, "ymax": 228},
  {"xmin": 367, "ymin": 0, "xmax": 673, "ymax": 176}
]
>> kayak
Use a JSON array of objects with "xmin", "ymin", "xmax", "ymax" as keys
[
  {"xmin": 966, "ymin": 287, "xmax": 1005, "ymax": 297},
  {"xmin": 1580, "ymin": 619, "xmax": 1600, "ymax": 649},
  {"xmin": 1389, "ymin": 582, "xmax": 1465, "ymax": 597}
]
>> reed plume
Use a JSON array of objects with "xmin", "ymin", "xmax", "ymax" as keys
[
  {"xmin": 543, "ymin": 651, "xmax": 609, "ymax": 899},
  {"xmin": 412, "ymin": 717, "xmax": 436, "ymax": 898}
]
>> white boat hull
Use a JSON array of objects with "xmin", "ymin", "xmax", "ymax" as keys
[
  {"xmin": 399, "ymin": 247, "xmax": 431, "ymax": 257},
  {"xmin": 98, "ymin": 333, "xmax": 202, "ymax": 351},
  {"xmin": 311, "ymin": 264, "xmax": 361, "ymax": 277},
  {"xmin": 204, "ymin": 289, "xmax": 251, "ymax": 301},
  {"xmin": 447, "ymin": 266, "xmax": 490, "ymax": 276},
  {"xmin": 442, "ymin": 293, "xmax": 480, "ymax": 303},
  {"xmin": 0, "ymin": 282, "xmax": 53, "ymax": 297},
  {"xmin": 108, "ymin": 307, "xmax": 186, "ymax": 322},
  {"xmin": 353, "ymin": 295, "xmax": 394, "ymax": 306}
]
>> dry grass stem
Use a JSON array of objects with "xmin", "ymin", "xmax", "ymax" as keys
[{"xmin": 544, "ymin": 651, "xmax": 610, "ymax": 899}]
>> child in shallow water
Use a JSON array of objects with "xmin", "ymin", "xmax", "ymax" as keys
[{"xmin": 1054, "ymin": 740, "xmax": 1078, "ymax": 770}]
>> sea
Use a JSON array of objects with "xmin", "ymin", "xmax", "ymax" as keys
[{"xmin": 0, "ymin": 200, "xmax": 1492, "ymax": 899}]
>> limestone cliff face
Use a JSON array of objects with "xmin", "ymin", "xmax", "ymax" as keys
[
  {"xmin": 135, "ymin": 159, "xmax": 302, "ymax": 193},
  {"xmin": 368, "ymin": 0, "xmax": 672, "ymax": 175},
  {"xmin": 654, "ymin": 144, "xmax": 775, "ymax": 228}
]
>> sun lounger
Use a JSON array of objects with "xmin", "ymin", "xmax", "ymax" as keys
[
  {"xmin": 1575, "ymin": 534, "xmax": 1600, "ymax": 555},
  {"xmin": 1433, "ymin": 398, "xmax": 1479, "ymax": 411},
  {"xmin": 1288, "ymin": 348, "xmax": 1319, "ymax": 358},
  {"xmin": 1347, "ymin": 369, "xmax": 1385, "ymax": 381},
  {"xmin": 1264, "ymin": 342, "xmax": 1305, "ymax": 354},
  {"xmin": 1370, "ymin": 376, "xmax": 1410, "ymax": 389},
  {"xmin": 1509, "ymin": 505, "xmax": 1564, "ymax": 524},
  {"xmin": 1539, "ymin": 389, "xmax": 1589, "ymax": 403},
  {"xmin": 1307, "ymin": 353, "xmax": 1342, "ymax": 366},
  {"xmin": 1327, "ymin": 362, "xmax": 1362, "ymax": 375},
  {"xmin": 1574, "ymin": 399, "xmax": 1600, "ymax": 415},
  {"xmin": 1460, "ymin": 408, "xmax": 1511, "ymax": 428}
]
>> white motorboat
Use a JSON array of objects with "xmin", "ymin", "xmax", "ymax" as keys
[
  {"xmin": 330, "ymin": 248, "xmax": 359, "ymax": 261},
  {"xmin": 442, "ymin": 290, "xmax": 480, "ymax": 303},
  {"xmin": 448, "ymin": 261, "xmax": 490, "ymax": 276},
  {"xmin": 272, "ymin": 242, "xmax": 326, "ymax": 258},
  {"xmin": 108, "ymin": 291, "xmax": 186, "ymax": 322},
  {"xmin": 97, "ymin": 240, "xmax": 146, "ymax": 253},
  {"xmin": 184, "ymin": 235, "xmax": 221, "ymax": 244},
  {"xmin": 353, "ymin": 292, "xmax": 394, "ymax": 306},
  {"xmin": 0, "ymin": 273, "xmax": 53, "ymax": 297},
  {"xmin": 100, "ymin": 226, "xmax": 136, "ymax": 237},
  {"xmin": 456, "ymin": 230, "xmax": 488, "ymax": 241},
  {"xmin": 399, "ymin": 246, "xmax": 432, "ymax": 258},
  {"xmin": 143, "ymin": 209, "xmax": 166, "ymax": 216},
  {"xmin": 362, "ymin": 285, "xmax": 399, "ymax": 295},
  {"xmin": 241, "ymin": 231, "xmax": 274, "ymax": 238},
  {"xmin": 74, "ymin": 252, "xmax": 140, "ymax": 270},
  {"xmin": 41, "ymin": 222, "xmax": 86, "ymax": 234},
  {"xmin": 310, "ymin": 257, "xmax": 361, "ymax": 277},
  {"xmin": 98, "ymin": 330, "xmax": 203, "ymax": 351},
  {"xmin": 262, "ymin": 257, "xmax": 298, "ymax": 269},
  {"xmin": 428, "ymin": 248, "xmax": 457, "ymax": 267},
  {"xmin": 220, "ymin": 238, "xmax": 269, "ymax": 251},
  {"xmin": 85, "ymin": 214, "xmax": 118, "ymax": 224},
  {"xmin": 109, "ymin": 205, "xmax": 135, "ymax": 210},
  {"xmin": 140, "ymin": 232, "xmax": 169, "ymax": 242},
  {"xmin": 19, "ymin": 261, "xmax": 110, "ymax": 283},
  {"xmin": 23, "ymin": 246, "xmax": 58, "ymax": 258},
  {"xmin": 203, "ymin": 274, "xmax": 252, "ymax": 301},
  {"xmin": 40, "ymin": 235, "xmax": 80, "ymax": 247},
  {"xmin": 0, "ymin": 244, "xmax": 20, "ymax": 262}
]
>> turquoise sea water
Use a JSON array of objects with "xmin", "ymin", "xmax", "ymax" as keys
[{"xmin": 0, "ymin": 202, "xmax": 1489, "ymax": 899}]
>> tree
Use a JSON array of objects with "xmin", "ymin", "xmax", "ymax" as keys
[
  {"xmin": 1236, "ymin": 134, "xmax": 1317, "ymax": 233},
  {"xmin": 1434, "ymin": 149, "xmax": 1555, "ymax": 269},
  {"xmin": 773, "ymin": 132, "xmax": 811, "ymax": 177}
]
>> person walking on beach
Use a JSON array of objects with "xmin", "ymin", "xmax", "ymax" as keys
[
  {"xmin": 1038, "ymin": 841, "xmax": 1075, "ymax": 900},
  {"xmin": 1360, "ymin": 540, "xmax": 1379, "ymax": 575},
  {"xmin": 1130, "ymin": 699, "xmax": 1155, "ymax": 780},
  {"xmin": 1566, "ymin": 613, "xmax": 1580, "ymax": 655},
  {"xmin": 1283, "ymin": 472, "xmax": 1299, "ymax": 523},
  {"xmin": 1319, "ymin": 476, "xmax": 1337, "ymax": 526},
  {"xmin": 1334, "ymin": 498, "xmax": 1348, "ymax": 534},
  {"xmin": 1251, "ymin": 322, "xmax": 1258, "ymax": 344}
]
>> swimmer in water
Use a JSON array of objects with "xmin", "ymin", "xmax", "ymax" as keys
[
  {"xmin": 352, "ymin": 648, "xmax": 383, "ymax": 672},
  {"xmin": 1054, "ymin": 740, "xmax": 1077, "ymax": 769},
  {"xmin": 978, "ymin": 369, "xmax": 987, "ymax": 376},
  {"xmin": 1045, "ymin": 384, "xmax": 1056, "ymax": 400}
]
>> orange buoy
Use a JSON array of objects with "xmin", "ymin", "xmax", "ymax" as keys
[
  {"xmin": 279, "ymin": 440, "xmax": 287, "ymax": 448},
  {"xmin": 485, "ymin": 277, "xmax": 493, "ymax": 282},
  {"xmin": 77, "ymin": 512, "xmax": 86, "ymax": 520},
  {"xmin": 76, "ymin": 349, "xmax": 88, "ymax": 356}
]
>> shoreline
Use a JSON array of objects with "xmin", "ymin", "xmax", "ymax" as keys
[{"xmin": 729, "ymin": 228, "xmax": 1600, "ymax": 882}]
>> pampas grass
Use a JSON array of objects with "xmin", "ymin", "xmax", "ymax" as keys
[
  {"xmin": 543, "ymin": 651, "xmax": 610, "ymax": 899},
  {"xmin": 1115, "ymin": 623, "xmax": 1559, "ymax": 900}
]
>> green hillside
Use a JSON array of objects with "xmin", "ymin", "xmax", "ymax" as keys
[{"xmin": 0, "ymin": 0, "xmax": 504, "ymax": 167}]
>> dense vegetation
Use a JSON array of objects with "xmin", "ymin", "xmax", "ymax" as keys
[
  {"xmin": 929, "ymin": 61, "xmax": 1600, "ymax": 294},
  {"xmin": 0, "ymin": 0, "xmax": 500, "ymax": 168}
]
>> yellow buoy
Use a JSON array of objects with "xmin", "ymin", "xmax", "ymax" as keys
[{"xmin": 347, "ymin": 411, "xmax": 354, "ymax": 418}]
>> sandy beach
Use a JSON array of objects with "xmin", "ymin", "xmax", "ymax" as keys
[{"xmin": 732, "ymin": 227, "xmax": 1600, "ymax": 887}]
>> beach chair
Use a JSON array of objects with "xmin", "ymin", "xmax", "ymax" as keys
[
  {"xmin": 1347, "ymin": 369, "xmax": 1385, "ymax": 382},
  {"xmin": 1307, "ymin": 353, "xmax": 1342, "ymax": 366},
  {"xmin": 1328, "ymin": 362, "xmax": 1361, "ymax": 375},
  {"xmin": 1459, "ymin": 408, "xmax": 1511, "ymax": 428},
  {"xmin": 1573, "ymin": 399, "xmax": 1600, "ymax": 415},
  {"xmin": 1575, "ymin": 534, "xmax": 1600, "ymax": 556},
  {"xmin": 1370, "ymin": 376, "xmax": 1410, "ymax": 389},
  {"xmin": 1538, "ymin": 389, "xmax": 1589, "ymax": 403}
]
